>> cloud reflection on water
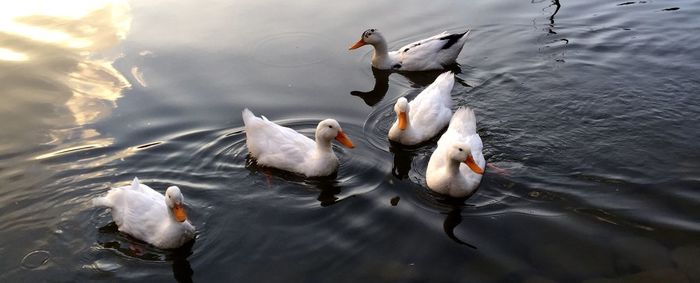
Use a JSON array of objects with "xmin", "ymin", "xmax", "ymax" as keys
[{"xmin": 0, "ymin": 0, "xmax": 131, "ymax": 155}]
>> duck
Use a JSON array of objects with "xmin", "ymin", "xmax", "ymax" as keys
[
  {"xmin": 242, "ymin": 108, "xmax": 355, "ymax": 177},
  {"xmin": 349, "ymin": 28, "xmax": 470, "ymax": 71},
  {"xmin": 93, "ymin": 177, "xmax": 196, "ymax": 249},
  {"xmin": 426, "ymin": 107, "xmax": 485, "ymax": 198},
  {"xmin": 388, "ymin": 71, "xmax": 455, "ymax": 145}
]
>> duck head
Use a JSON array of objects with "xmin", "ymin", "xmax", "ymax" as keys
[
  {"xmin": 448, "ymin": 143, "xmax": 484, "ymax": 175},
  {"xmin": 165, "ymin": 186, "xmax": 188, "ymax": 222},
  {"xmin": 349, "ymin": 28, "xmax": 385, "ymax": 50},
  {"xmin": 394, "ymin": 97, "xmax": 409, "ymax": 130},
  {"xmin": 317, "ymin": 119, "xmax": 355, "ymax": 148}
]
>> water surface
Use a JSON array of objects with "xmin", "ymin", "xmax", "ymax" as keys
[{"xmin": 1, "ymin": 0, "xmax": 699, "ymax": 282}]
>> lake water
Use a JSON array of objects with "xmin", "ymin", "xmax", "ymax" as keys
[{"xmin": 1, "ymin": 0, "xmax": 699, "ymax": 282}]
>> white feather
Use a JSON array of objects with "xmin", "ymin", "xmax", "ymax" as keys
[
  {"xmin": 93, "ymin": 177, "xmax": 195, "ymax": 249},
  {"xmin": 426, "ymin": 107, "xmax": 485, "ymax": 197},
  {"xmin": 242, "ymin": 108, "xmax": 353, "ymax": 177},
  {"xmin": 388, "ymin": 71, "xmax": 455, "ymax": 145}
]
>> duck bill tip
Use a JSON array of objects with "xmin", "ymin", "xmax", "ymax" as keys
[
  {"xmin": 398, "ymin": 112, "xmax": 408, "ymax": 130},
  {"xmin": 172, "ymin": 204, "xmax": 188, "ymax": 222},
  {"xmin": 349, "ymin": 39, "xmax": 366, "ymax": 50},
  {"xmin": 335, "ymin": 131, "xmax": 355, "ymax": 148},
  {"xmin": 464, "ymin": 155, "xmax": 484, "ymax": 175}
]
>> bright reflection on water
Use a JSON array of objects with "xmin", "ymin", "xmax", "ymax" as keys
[
  {"xmin": 0, "ymin": 0, "xmax": 130, "ymax": 155},
  {"xmin": 1, "ymin": 0, "xmax": 700, "ymax": 282}
]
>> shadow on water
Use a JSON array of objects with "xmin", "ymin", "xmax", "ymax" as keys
[
  {"xmin": 97, "ymin": 222, "xmax": 195, "ymax": 283},
  {"xmin": 350, "ymin": 65, "xmax": 464, "ymax": 107}
]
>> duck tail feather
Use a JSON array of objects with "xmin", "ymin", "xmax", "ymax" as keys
[
  {"xmin": 130, "ymin": 177, "xmax": 140, "ymax": 189},
  {"xmin": 450, "ymin": 106, "xmax": 476, "ymax": 133},
  {"xmin": 92, "ymin": 196, "xmax": 110, "ymax": 207}
]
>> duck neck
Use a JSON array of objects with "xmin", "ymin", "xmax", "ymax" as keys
[
  {"xmin": 371, "ymin": 40, "xmax": 392, "ymax": 69},
  {"xmin": 446, "ymin": 159, "xmax": 462, "ymax": 176},
  {"xmin": 166, "ymin": 205, "xmax": 178, "ymax": 224},
  {"xmin": 315, "ymin": 135, "xmax": 333, "ymax": 155}
]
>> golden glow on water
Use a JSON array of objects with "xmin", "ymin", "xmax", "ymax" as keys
[
  {"xmin": 0, "ymin": 47, "xmax": 28, "ymax": 61},
  {"xmin": 1, "ymin": 0, "xmax": 126, "ymax": 19},
  {"xmin": 34, "ymin": 143, "xmax": 109, "ymax": 160},
  {"xmin": 0, "ymin": 20, "xmax": 91, "ymax": 49},
  {"xmin": 0, "ymin": 0, "xmax": 132, "ymax": 154},
  {"xmin": 130, "ymin": 66, "xmax": 148, "ymax": 87},
  {"xmin": 67, "ymin": 58, "xmax": 131, "ymax": 125},
  {"xmin": 0, "ymin": 0, "xmax": 131, "ymax": 49}
]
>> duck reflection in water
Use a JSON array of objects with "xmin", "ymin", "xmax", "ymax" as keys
[
  {"xmin": 389, "ymin": 128, "xmax": 446, "ymax": 180},
  {"xmin": 97, "ymin": 223, "xmax": 195, "ymax": 283},
  {"xmin": 442, "ymin": 207, "xmax": 477, "ymax": 249},
  {"xmin": 245, "ymin": 155, "xmax": 344, "ymax": 207},
  {"xmin": 309, "ymin": 179, "xmax": 343, "ymax": 207},
  {"xmin": 350, "ymin": 65, "xmax": 466, "ymax": 107},
  {"xmin": 170, "ymin": 245, "xmax": 195, "ymax": 283},
  {"xmin": 389, "ymin": 143, "xmax": 432, "ymax": 180},
  {"xmin": 350, "ymin": 68, "xmax": 391, "ymax": 106},
  {"xmin": 390, "ymin": 145, "xmax": 416, "ymax": 179},
  {"xmin": 416, "ymin": 191, "xmax": 479, "ymax": 248}
]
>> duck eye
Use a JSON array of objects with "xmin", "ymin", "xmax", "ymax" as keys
[
  {"xmin": 328, "ymin": 125, "xmax": 333, "ymax": 128},
  {"xmin": 458, "ymin": 148, "xmax": 463, "ymax": 152}
]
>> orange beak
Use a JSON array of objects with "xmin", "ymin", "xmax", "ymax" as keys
[
  {"xmin": 465, "ymin": 154, "xmax": 484, "ymax": 175},
  {"xmin": 398, "ymin": 111, "xmax": 408, "ymax": 130},
  {"xmin": 349, "ymin": 39, "xmax": 366, "ymax": 50},
  {"xmin": 335, "ymin": 130, "xmax": 355, "ymax": 148},
  {"xmin": 172, "ymin": 203, "xmax": 187, "ymax": 222}
]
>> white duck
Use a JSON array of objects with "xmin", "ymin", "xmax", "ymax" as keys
[
  {"xmin": 242, "ymin": 108, "xmax": 355, "ymax": 177},
  {"xmin": 426, "ymin": 107, "xmax": 485, "ymax": 198},
  {"xmin": 349, "ymin": 28, "xmax": 470, "ymax": 71},
  {"xmin": 93, "ymin": 177, "xmax": 195, "ymax": 249},
  {"xmin": 388, "ymin": 71, "xmax": 455, "ymax": 145}
]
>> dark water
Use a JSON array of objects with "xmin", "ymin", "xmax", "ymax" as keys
[{"xmin": 1, "ymin": 0, "xmax": 700, "ymax": 282}]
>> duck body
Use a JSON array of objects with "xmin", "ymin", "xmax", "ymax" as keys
[
  {"xmin": 242, "ymin": 108, "xmax": 354, "ymax": 177},
  {"xmin": 350, "ymin": 29, "xmax": 470, "ymax": 71},
  {"xmin": 93, "ymin": 177, "xmax": 195, "ymax": 249},
  {"xmin": 388, "ymin": 71, "xmax": 455, "ymax": 145},
  {"xmin": 426, "ymin": 107, "xmax": 485, "ymax": 198}
]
